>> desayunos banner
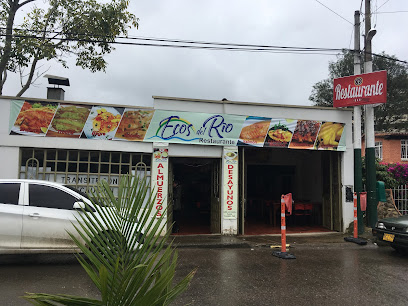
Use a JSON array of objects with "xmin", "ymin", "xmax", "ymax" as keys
[{"xmin": 9, "ymin": 100, "xmax": 346, "ymax": 151}]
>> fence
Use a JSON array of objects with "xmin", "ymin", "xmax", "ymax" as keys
[{"xmin": 392, "ymin": 185, "xmax": 408, "ymax": 215}]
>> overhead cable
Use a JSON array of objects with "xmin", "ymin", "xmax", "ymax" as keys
[{"xmin": 0, "ymin": 31, "xmax": 407, "ymax": 65}]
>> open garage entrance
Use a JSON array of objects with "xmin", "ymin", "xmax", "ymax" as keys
[
  {"xmin": 169, "ymin": 158, "xmax": 221, "ymax": 235},
  {"xmin": 240, "ymin": 147, "xmax": 342, "ymax": 235}
]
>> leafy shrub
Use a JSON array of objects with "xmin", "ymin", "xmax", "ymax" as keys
[
  {"xmin": 24, "ymin": 173, "xmax": 195, "ymax": 305},
  {"xmin": 387, "ymin": 163, "xmax": 408, "ymax": 186}
]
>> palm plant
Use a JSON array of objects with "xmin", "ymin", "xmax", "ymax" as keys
[{"xmin": 23, "ymin": 173, "xmax": 195, "ymax": 305}]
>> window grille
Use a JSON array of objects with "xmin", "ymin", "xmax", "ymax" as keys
[
  {"xmin": 375, "ymin": 141, "xmax": 382, "ymax": 160},
  {"xmin": 402, "ymin": 140, "xmax": 408, "ymax": 160},
  {"xmin": 19, "ymin": 148, "xmax": 151, "ymax": 197}
]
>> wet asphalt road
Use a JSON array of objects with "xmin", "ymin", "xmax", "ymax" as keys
[{"xmin": 0, "ymin": 243, "xmax": 407, "ymax": 306}]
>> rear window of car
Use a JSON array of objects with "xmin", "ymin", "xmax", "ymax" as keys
[
  {"xmin": 0, "ymin": 183, "xmax": 20, "ymax": 205},
  {"xmin": 29, "ymin": 184, "xmax": 78, "ymax": 210}
]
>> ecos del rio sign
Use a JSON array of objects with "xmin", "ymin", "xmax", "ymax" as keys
[{"xmin": 333, "ymin": 70, "xmax": 387, "ymax": 108}]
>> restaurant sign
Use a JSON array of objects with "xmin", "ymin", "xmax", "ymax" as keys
[
  {"xmin": 9, "ymin": 100, "xmax": 347, "ymax": 151},
  {"xmin": 144, "ymin": 110, "xmax": 243, "ymax": 146},
  {"xmin": 223, "ymin": 147, "xmax": 238, "ymax": 219},
  {"xmin": 333, "ymin": 70, "xmax": 387, "ymax": 107},
  {"xmin": 152, "ymin": 145, "xmax": 169, "ymax": 218}
]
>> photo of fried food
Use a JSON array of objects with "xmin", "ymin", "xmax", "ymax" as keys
[
  {"xmin": 239, "ymin": 121, "xmax": 270, "ymax": 142},
  {"xmin": 14, "ymin": 102, "xmax": 57, "ymax": 134},
  {"xmin": 315, "ymin": 122, "xmax": 344, "ymax": 148},
  {"xmin": 268, "ymin": 129, "xmax": 292, "ymax": 142},
  {"xmin": 291, "ymin": 120, "xmax": 321, "ymax": 144},
  {"xmin": 115, "ymin": 110, "xmax": 154, "ymax": 141},
  {"xmin": 92, "ymin": 108, "xmax": 122, "ymax": 134},
  {"xmin": 50, "ymin": 105, "xmax": 90, "ymax": 134}
]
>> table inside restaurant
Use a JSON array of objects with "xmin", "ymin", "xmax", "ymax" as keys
[{"xmin": 262, "ymin": 200, "xmax": 322, "ymax": 227}]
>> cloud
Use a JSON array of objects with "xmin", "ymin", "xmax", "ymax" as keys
[{"xmin": 4, "ymin": 0, "xmax": 408, "ymax": 109}]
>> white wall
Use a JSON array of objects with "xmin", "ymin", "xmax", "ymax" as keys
[
  {"xmin": 169, "ymin": 143, "xmax": 222, "ymax": 158},
  {"xmin": 0, "ymin": 146, "xmax": 19, "ymax": 179}
]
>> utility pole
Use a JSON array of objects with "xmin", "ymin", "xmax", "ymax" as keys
[
  {"xmin": 353, "ymin": 11, "xmax": 364, "ymax": 234},
  {"xmin": 364, "ymin": 0, "xmax": 378, "ymax": 228}
]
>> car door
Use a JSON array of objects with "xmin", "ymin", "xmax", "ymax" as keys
[
  {"xmin": 21, "ymin": 183, "xmax": 83, "ymax": 249},
  {"xmin": 0, "ymin": 182, "xmax": 24, "ymax": 248}
]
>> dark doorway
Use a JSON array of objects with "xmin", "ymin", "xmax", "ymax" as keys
[
  {"xmin": 245, "ymin": 165, "xmax": 295, "ymax": 228},
  {"xmin": 172, "ymin": 158, "xmax": 219, "ymax": 235}
]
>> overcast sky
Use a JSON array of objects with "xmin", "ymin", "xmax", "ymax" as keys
[{"xmin": 3, "ymin": 0, "xmax": 408, "ymax": 107}]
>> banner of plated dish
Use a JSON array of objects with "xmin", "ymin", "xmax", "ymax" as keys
[{"xmin": 9, "ymin": 100, "xmax": 346, "ymax": 151}]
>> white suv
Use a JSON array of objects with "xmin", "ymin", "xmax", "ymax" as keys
[{"xmin": 0, "ymin": 179, "xmax": 141, "ymax": 253}]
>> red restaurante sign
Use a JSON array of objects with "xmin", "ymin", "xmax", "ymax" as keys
[{"xmin": 333, "ymin": 70, "xmax": 387, "ymax": 107}]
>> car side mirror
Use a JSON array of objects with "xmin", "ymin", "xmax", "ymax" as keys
[{"xmin": 73, "ymin": 201, "xmax": 95, "ymax": 212}]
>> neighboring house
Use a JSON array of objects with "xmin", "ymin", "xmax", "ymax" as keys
[{"xmin": 362, "ymin": 132, "xmax": 408, "ymax": 164}]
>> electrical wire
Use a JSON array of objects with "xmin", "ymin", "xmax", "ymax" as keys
[
  {"xmin": 0, "ymin": 27, "xmax": 346, "ymax": 52},
  {"xmin": 372, "ymin": 10, "xmax": 408, "ymax": 14},
  {"xmin": 348, "ymin": 28, "xmax": 354, "ymax": 50},
  {"xmin": 0, "ymin": 31, "xmax": 346, "ymax": 54},
  {"xmin": 376, "ymin": 0, "xmax": 391, "ymax": 12},
  {"xmin": 0, "ymin": 30, "xmax": 407, "ymax": 64},
  {"xmin": 313, "ymin": 0, "xmax": 353, "ymax": 25}
]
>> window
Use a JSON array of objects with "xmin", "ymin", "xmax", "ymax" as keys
[
  {"xmin": 0, "ymin": 183, "xmax": 20, "ymax": 205},
  {"xmin": 20, "ymin": 148, "xmax": 151, "ymax": 197},
  {"xmin": 375, "ymin": 141, "xmax": 383, "ymax": 160},
  {"xmin": 29, "ymin": 184, "xmax": 78, "ymax": 210},
  {"xmin": 402, "ymin": 140, "xmax": 408, "ymax": 160}
]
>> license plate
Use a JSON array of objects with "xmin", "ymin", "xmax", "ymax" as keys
[{"xmin": 383, "ymin": 233, "xmax": 395, "ymax": 242}]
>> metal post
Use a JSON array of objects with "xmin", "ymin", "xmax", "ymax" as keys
[
  {"xmin": 272, "ymin": 194, "xmax": 296, "ymax": 259},
  {"xmin": 353, "ymin": 192, "xmax": 358, "ymax": 238},
  {"xmin": 281, "ymin": 197, "xmax": 287, "ymax": 252},
  {"xmin": 364, "ymin": 0, "xmax": 378, "ymax": 228},
  {"xmin": 344, "ymin": 192, "xmax": 367, "ymax": 245},
  {"xmin": 353, "ymin": 10, "xmax": 364, "ymax": 234}
]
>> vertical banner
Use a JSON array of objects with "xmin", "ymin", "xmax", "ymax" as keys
[
  {"xmin": 152, "ymin": 144, "xmax": 169, "ymax": 218},
  {"xmin": 223, "ymin": 147, "xmax": 238, "ymax": 219}
]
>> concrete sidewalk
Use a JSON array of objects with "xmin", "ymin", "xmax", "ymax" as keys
[{"xmin": 170, "ymin": 230, "xmax": 376, "ymax": 249}]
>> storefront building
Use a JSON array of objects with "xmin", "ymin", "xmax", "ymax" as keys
[{"xmin": 0, "ymin": 95, "xmax": 354, "ymax": 235}]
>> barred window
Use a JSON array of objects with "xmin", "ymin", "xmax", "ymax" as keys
[
  {"xmin": 402, "ymin": 140, "xmax": 408, "ymax": 160},
  {"xmin": 20, "ymin": 148, "xmax": 151, "ymax": 197},
  {"xmin": 375, "ymin": 141, "xmax": 382, "ymax": 160}
]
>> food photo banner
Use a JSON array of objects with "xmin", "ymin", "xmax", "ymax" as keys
[{"xmin": 9, "ymin": 100, "xmax": 346, "ymax": 151}]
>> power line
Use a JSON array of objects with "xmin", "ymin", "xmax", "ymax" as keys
[
  {"xmin": 0, "ymin": 27, "xmax": 346, "ymax": 52},
  {"xmin": 0, "ymin": 33, "xmax": 344, "ymax": 55},
  {"xmin": 362, "ymin": 50, "xmax": 408, "ymax": 65},
  {"xmin": 313, "ymin": 0, "xmax": 353, "ymax": 25},
  {"xmin": 376, "ymin": 0, "xmax": 391, "ymax": 12},
  {"xmin": 0, "ymin": 31, "xmax": 407, "ymax": 65},
  {"xmin": 372, "ymin": 10, "xmax": 408, "ymax": 14}
]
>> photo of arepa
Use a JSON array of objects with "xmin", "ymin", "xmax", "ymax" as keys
[{"xmin": 46, "ymin": 104, "xmax": 91, "ymax": 138}]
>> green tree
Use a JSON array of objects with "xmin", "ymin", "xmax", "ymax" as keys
[
  {"xmin": 309, "ymin": 50, "xmax": 408, "ymax": 132},
  {"xmin": 23, "ymin": 174, "xmax": 195, "ymax": 305},
  {"xmin": 361, "ymin": 157, "xmax": 398, "ymax": 189},
  {"xmin": 0, "ymin": 0, "xmax": 138, "ymax": 96}
]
